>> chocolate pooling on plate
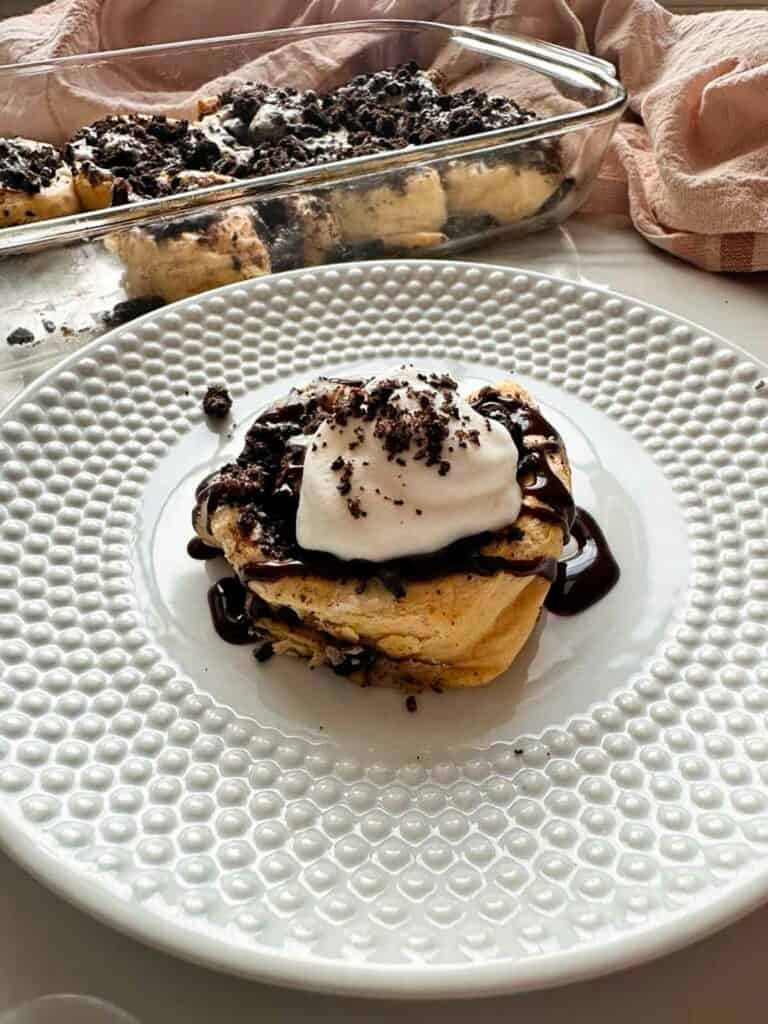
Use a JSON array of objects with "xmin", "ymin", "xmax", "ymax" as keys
[
  {"xmin": 206, "ymin": 577, "xmax": 252, "ymax": 644},
  {"xmin": 206, "ymin": 572, "xmax": 382, "ymax": 679},
  {"xmin": 545, "ymin": 507, "xmax": 620, "ymax": 615},
  {"xmin": 187, "ymin": 537, "xmax": 221, "ymax": 560}
]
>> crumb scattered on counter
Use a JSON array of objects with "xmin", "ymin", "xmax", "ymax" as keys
[
  {"xmin": 203, "ymin": 384, "xmax": 232, "ymax": 419},
  {"xmin": 41, "ymin": 319, "xmax": 55, "ymax": 334},
  {"xmin": 755, "ymin": 379, "xmax": 765, "ymax": 391},
  {"xmin": 6, "ymin": 327, "xmax": 35, "ymax": 347},
  {"xmin": 253, "ymin": 641, "xmax": 274, "ymax": 663},
  {"xmin": 102, "ymin": 295, "xmax": 165, "ymax": 329},
  {"xmin": 514, "ymin": 748, "xmax": 524, "ymax": 755},
  {"xmin": 405, "ymin": 695, "xmax": 418, "ymax": 713},
  {"xmin": 60, "ymin": 325, "xmax": 94, "ymax": 338}
]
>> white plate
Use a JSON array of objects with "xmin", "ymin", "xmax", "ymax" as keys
[{"xmin": 0, "ymin": 261, "xmax": 767, "ymax": 998}]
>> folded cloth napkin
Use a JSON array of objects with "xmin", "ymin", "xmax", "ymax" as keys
[{"xmin": 1, "ymin": 0, "xmax": 767, "ymax": 272}]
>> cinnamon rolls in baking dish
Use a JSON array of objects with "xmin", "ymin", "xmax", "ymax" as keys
[{"xmin": 2, "ymin": 62, "xmax": 564, "ymax": 303}]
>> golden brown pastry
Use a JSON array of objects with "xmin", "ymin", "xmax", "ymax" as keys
[
  {"xmin": 442, "ymin": 158, "xmax": 562, "ymax": 227},
  {"xmin": 107, "ymin": 206, "xmax": 271, "ymax": 304},
  {"xmin": 192, "ymin": 372, "xmax": 573, "ymax": 690},
  {"xmin": 329, "ymin": 168, "xmax": 448, "ymax": 252},
  {"xmin": 0, "ymin": 138, "xmax": 80, "ymax": 227},
  {"xmin": 256, "ymin": 193, "xmax": 342, "ymax": 270}
]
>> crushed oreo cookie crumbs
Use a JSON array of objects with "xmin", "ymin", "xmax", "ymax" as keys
[
  {"xmin": 0, "ymin": 138, "xmax": 62, "ymax": 194},
  {"xmin": 315, "ymin": 370, "xmax": 490, "ymax": 519},
  {"xmin": 202, "ymin": 384, "xmax": 233, "ymax": 419},
  {"xmin": 66, "ymin": 114, "xmax": 246, "ymax": 202},
  {"xmin": 405, "ymin": 695, "xmax": 418, "ymax": 713},
  {"xmin": 347, "ymin": 497, "xmax": 366, "ymax": 519},
  {"xmin": 102, "ymin": 295, "xmax": 165, "ymax": 328},
  {"xmin": 6, "ymin": 327, "xmax": 34, "ymax": 347},
  {"xmin": 64, "ymin": 63, "xmax": 558, "ymax": 206},
  {"xmin": 253, "ymin": 641, "xmax": 274, "ymax": 662}
]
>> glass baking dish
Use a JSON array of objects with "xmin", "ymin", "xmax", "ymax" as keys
[{"xmin": 0, "ymin": 19, "xmax": 626, "ymax": 378}]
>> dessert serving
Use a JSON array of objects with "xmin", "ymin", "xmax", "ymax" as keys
[
  {"xmin": 106, "ymin": 207, "xmax": 272, "ymax": 304},
  {"xmin": 0, "ymin": 137, "xmax": 80, "ymax": 226},
  {"xmin": 189, "ymin": 369, "xmax": 619, "ymax": 691},
  {"xmin": 65, "ymin": 113, "xmax": 247, "ymax": 209},
  {"xmin": 1, "ymin": 63, "xmax": 565, "ymax": 305}
]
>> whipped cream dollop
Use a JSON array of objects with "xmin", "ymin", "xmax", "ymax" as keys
[{"xmin": 296, "ymin": 368, "xmax": 522, "ymax": 562}]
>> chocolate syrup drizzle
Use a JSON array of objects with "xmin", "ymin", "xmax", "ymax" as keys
[
  {"xmin": 241, "ymin": 536, "xmax": 557, "ymax": 598},
  {"xmin": 187, "ymin": 537, "xmax": 221, "ymax": 560},
  {"xmin": 545, "ymin": 507, "xmax": 620, "ymax": 615},
  {"xmin": 207, "ymin": 577, "xmax": 251, "ymax": 643},
  {"xmin": 472, "ymin": 387, "xmax": 575, "ymax": 538},
  {"xmin": 193, "ymin": 380, "xmax": 618, "ymax": 619},
  {"xmin": 204, "ymin": 506, "xmax": 619, "ymax": 646}
]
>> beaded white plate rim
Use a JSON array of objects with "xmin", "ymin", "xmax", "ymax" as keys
[{"xmin": 0, "ymin": 256, "xmax": 765, "ymax": 999}]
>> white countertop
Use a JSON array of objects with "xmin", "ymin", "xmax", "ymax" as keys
[{"xmin": 2, "ymin": 215, "xmax": 767, "ymax": 1023}]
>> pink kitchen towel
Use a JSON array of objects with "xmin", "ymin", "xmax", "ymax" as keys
[{"xmin": 1, "ymin": 0, "xmax": 767, "ymax": 273}]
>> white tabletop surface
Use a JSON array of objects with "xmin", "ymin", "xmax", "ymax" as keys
[{"xmin": 2, "ymin": 215, "xmax": 768, "ymax": 1023}]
